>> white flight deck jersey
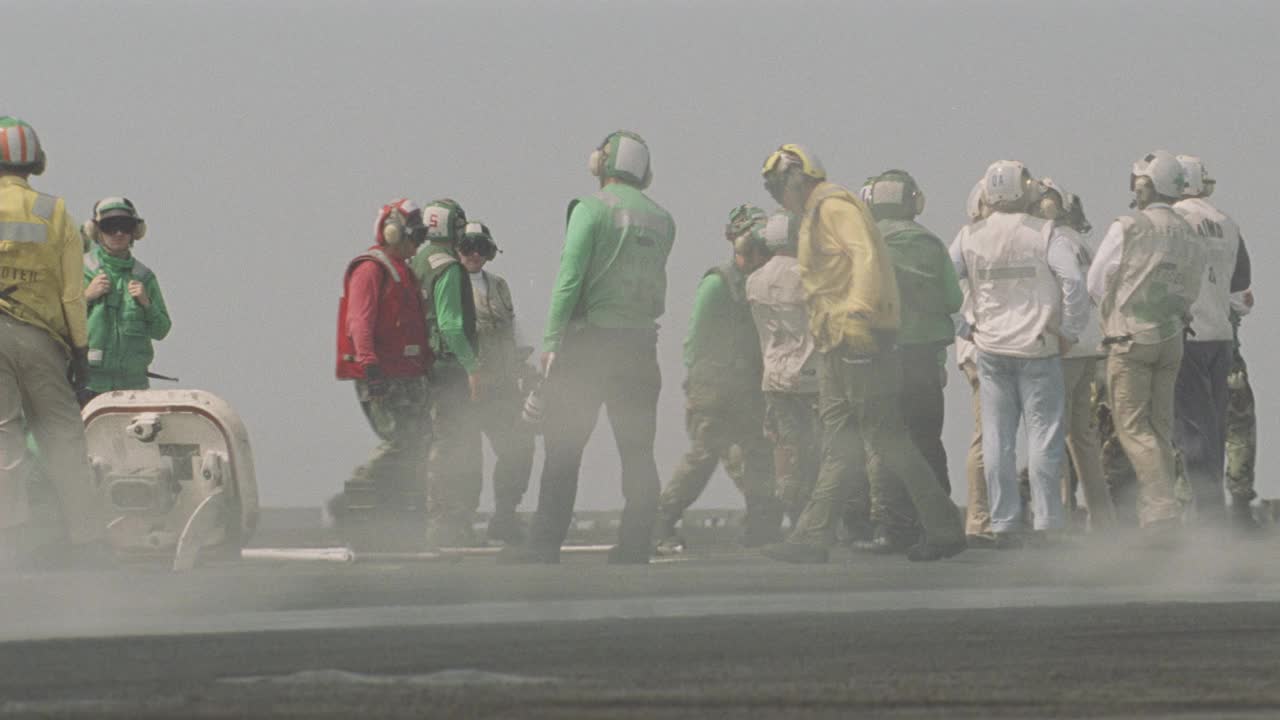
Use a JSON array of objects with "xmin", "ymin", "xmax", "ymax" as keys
[
  {"xmin": 956, "ymin": 213, "xmax": 1062, "ymax": 358},
  {"xmin": 1174, "ymin": 196, "xmax": 1241, "ymax": 342},
  {"xmin": 746, "ymin": 254, "xmax": 819, "ymax": 394}
]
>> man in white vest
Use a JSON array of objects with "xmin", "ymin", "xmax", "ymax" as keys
[
  {"xmin": 1171, "ymin": 155, "xmax": 1252, "ymax": 529},
  {"xmin": 1088, "ymin": 150, "xmax": 1205, "ymax": 542},
  {"xmin": 951, "ymin": 160, "xmax": 1089, "ymax": 547},
  {"xmin": 1032, "ymin": 179, "xmax": 1116, "ymax": 532}
]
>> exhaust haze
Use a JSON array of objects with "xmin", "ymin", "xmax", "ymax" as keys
[{"xmin": 6, "ymin": 0, "xmax": 1277, "ymax": 509}]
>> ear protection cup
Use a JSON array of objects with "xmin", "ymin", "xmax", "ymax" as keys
[
  {"xmin": 30, "ymin": 148, "xmax": 46, "ymax": 176},
  {"xmin": 81, "ymin": 220, "xmax": 98, "ymax": 248},
  {"xmin": 89, "ymin": 197, "xmax": 147, "ymax": 242},
  {"xmin": 589, "ymin": 132, "xmax": 652, "ymax": 189},
  {"xmin": 914, "ymin": 189, "xmax": 926, "ymax": 216},
  {"xmin": 383, "ymin": 211, "xmax": 405, "ymax": 248}
]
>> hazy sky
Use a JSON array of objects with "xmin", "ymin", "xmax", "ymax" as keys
[{"xmin": 8, "ymin": 0, "xmax": 1277, "ymax": 509}]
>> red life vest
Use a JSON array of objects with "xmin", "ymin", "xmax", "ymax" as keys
[{"xmin": 336, "ymin": 247, "xmax": 431, "ymax": 380}]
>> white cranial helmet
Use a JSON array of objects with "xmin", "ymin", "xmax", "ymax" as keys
[
  {"xmin": 1176, "ymin": 154, "xmax": 1215, "ymax": 198},
  {"xmin": 1131, "ymin": 150, "xmax": 1186, "ymax": 199},
  {"xmin": 981, "ymin": 160, "xmax": 1033, "ymax": 208},
  {"xmin": 965, "ymin": 180, "xmax": 984, "ymax": 221}
]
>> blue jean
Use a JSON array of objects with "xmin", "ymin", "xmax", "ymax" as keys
[{"xmin": 976, "ymin": 351, "xmax": 1067, "ymax": 532}]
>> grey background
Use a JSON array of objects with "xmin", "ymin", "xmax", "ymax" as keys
[{"xmin": 7, "ymin": 0, "xmax": 1275, "ymax": 510}]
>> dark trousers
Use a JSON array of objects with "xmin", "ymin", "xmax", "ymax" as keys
[
  {"xmin": 528, "ymin": 327, "xmax": 662, "ymax": 554},
  {"xmin": 899, "ymin": 344, "xmax": 950, "ymax": 493},
  {"xmin": 864, "ymin": 344, "xmax": 949, "ymax": 539},
  {"xmin": 1173, "ymin": 340, "xmax": 1231, "ymax": 522}
]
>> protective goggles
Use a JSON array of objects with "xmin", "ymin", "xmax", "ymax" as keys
[
  {"xmin": 458, "ymin": 234, "xmax": 498, "ymax": 260},
  {"xmin": 98, "ymin": 217, "xmax": 139, "ymax": 235}
]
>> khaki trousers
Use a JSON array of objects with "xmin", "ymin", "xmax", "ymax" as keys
[
  {"xmin": 1106, "ymin": 336, "xmax": 1183, "ymax": 527},
  {"xmin": 0, "ymin": 314, "xmax": 104, "ymax": 544},
  {"xmin": 960, "ymin": 361, "xmax": 989, "ymax": 536},
  {"xmin": 1062, "ymin": 357, "xmax": 1116, "ymax": 530}
]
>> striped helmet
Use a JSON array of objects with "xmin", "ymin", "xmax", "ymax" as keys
[{"xmin": 0, "ymin": 117, "xmax": 46, "ymax": 174}]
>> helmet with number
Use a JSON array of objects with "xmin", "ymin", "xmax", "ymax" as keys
[
  {"xmin": 761, "ymin": 144, "xmax": 826, "ymax": 204},
  {"xmin": 725, "ymin": 203, "xmax": 768, "ymax": 242},
  {"xmin": 981, "ymin": 160, "xmax": 1037, "ymax": 211},
  {"xmin": 862, "ymin": 169, "xmax": 925, "ymax": 221},
  {"xmin": 588, "ymin": 130, "xmax": 652, "ymax": 189},
  {"xmin": 0, "ymin": 116, "xmax": 46, "ymax": 175},
  {"xmin": 1176, "ymin": 154, "xmax": 1215, "ymax": 198},
  {"xmin": 422, "ymin": 198, "xmax": 468, "ymax": 245},
  {"xmin": 1130, "ymin": 150, "xmax": 1186, "ymax": 200},
  {"xmin": 965, "ymin": 180, "xmax": 985, "ymax": 222},
  {"xmin": 458, "ymin": 220, "xmax": 499, "ymax": 260},
  {"xmin": 763, "ymin": 210, "xmax": 799, "ymax": 253},
  {"xmin": 374, "ymin": 198, "xmax": 425, "ymax": 249}
]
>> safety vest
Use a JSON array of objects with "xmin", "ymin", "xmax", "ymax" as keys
[
  {"xmin": 1099, "ymin": 206, "xmax": 1204, "ymax": 346},
  {"xmin": 1060, "ymin": 227, "xmax": 1105, "ymax": 359},
  {"xmin": 878, "ymin": 218, "xmax": 957, "ymax": 348},
  {"xmin": 745, "ymin": 254, "xmax": 819, "ymax": 394},
  {"xmin": 414, "ymin": 243, "xmax": 477, "ymax": 361},
  {"xmin": 472, "ymin": 269, "xmax": 520, "ymax": 381},
  {"xmin": 567, "ymin": 186, "xmax": 675, "ymax": 328},
  {"xmin": 1175, "ymin": 197, "xmax": 1240, "ymax": 342},
  {"xmin": 687, "ymin": 263, "xmax": 763, "ymax": 399},
  {"xmin": 958, "ymin": 212, "xmax": 1062, "ymax": 358},
  {"xmin": 0, "ymin": 179, "xmax": 74, "ymax": 346},
  {"xmin": 336, "ymin": 247, "xmax": 430, "ymax": 379}
]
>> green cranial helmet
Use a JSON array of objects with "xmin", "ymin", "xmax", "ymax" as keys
[
  {"xmin": 423, "ymin": 198, "xmax": 468, "ymax": 245},
  {"xmin": 861, "ymin": 169, "xmax": 925, "ymax": 221},
  {"xmin": 588, "ymin": 130, "xmax": 652, "ymax": 188},
  {"xmin": 724, "ymin": 203, "xmax": 768, "ymax": 242},
  {"xmin": 0, "ymin": 116, "xmax": 46, "ymax": 175}
]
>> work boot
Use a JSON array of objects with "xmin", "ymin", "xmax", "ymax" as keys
[
  {"xmin": 992, "ymin": 531, "xmax": 1025, "ymax": 550},
  {"xmin": 486, "ymin": 510, "xmax": 526, "ymax": 545},
  {"xmin": 1232, "ymin": 500, "xmax": 1260, "ymax": 534},
  {"xmin": 965, "ymin": 533, "xmax": 998, "ymax": 549},
  {"xmin": 761, "ymin": 541, "xmax": 829, "ymax": 564},
  {"xmin": 654, "ymin": 534, "xmax": 687, "ymax": 556},
  {"xmin": 606, "ymin": 545, "xmax": 650, "ymax": 565},
  {"xmin": 906, "ymin": 539, "xmax": 966, "ymax": 562},
  {"xmin": 496, "ymin": 544, "xmax": 559, "ymax": 565},
  {"xmin": 865, "ymin": 525, "xmax": 919, "ymax": 555}
]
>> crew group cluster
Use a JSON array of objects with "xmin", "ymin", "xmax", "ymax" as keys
[{"xmin": 0, "ymin": 115, "xmax": 1260, "ymax": 569}]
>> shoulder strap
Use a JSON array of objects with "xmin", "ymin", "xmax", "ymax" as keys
[
  {"xmin": 84, "ymin": 251, "xmax": 101, "ymax": 273},
  {"xmin": 361, "ymin": 248, "xmax": 402, "ymax": 284},
  {"xmin": 427, "ymin": 250, "xmax": 457, "ymax": 270},
  {"xmin": 130, "ymin": 258, "xmax": 154, "ymax": 282}
]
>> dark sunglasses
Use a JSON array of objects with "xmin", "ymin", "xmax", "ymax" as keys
[{"xmin": 98, "ymin": 217, "xmax": 138, "ymax": 235}]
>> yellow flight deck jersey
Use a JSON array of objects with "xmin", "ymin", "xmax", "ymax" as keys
[
  {"xmin": 0, "ymin": 176, "xmax": 88, "ymax": 349},
  {"xmin": 796, "ymin": 181, "xmax": 901, "ymax": 355}
]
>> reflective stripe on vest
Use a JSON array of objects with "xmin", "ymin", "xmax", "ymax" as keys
[{"xmin": 0, "ymin": 222, "xmax": 47, "ymax": 243}]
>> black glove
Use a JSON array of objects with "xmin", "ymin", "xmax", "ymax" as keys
[
  {"xmin": 69, "ymin": 347, "xmax": 90, "ymax": 391},
  {"xmin": 363, "ymin": 364, "xmax": 388, "ymax": 399}
]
